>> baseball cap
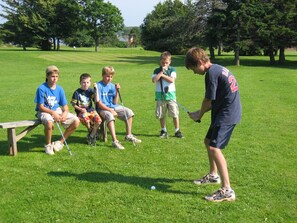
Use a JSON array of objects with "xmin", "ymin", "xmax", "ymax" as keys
[{"xmin": 46, "ymin": 65, "xmax": 59, "ymax": 75}]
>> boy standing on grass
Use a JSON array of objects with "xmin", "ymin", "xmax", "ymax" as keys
[
  {"xmin": 35, "ymin": 65, "xmax": 80, "ymax": 155},
  {"xmin": 152, "ymin": 51, "xmax": 183, "ymax": 138},
  {"xmin": 95, "ymin": 66, "xmax": 141, "ymax": 150},
  {"xmin": 185, "ymin": 47, "xmax": 242, "ymax": 202},
  {"xmin": 71, "ymin": 73, "xmax": 102, "ymax": 146}
]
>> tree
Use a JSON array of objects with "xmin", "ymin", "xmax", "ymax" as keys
[
  {"xmin": 141, "ymin": 0, "xmax": 192, "ymax": 54},
  {"xmin": 81, "ymin": 0, "xmax": 124, "ymax": 52},
  {"xmin": 0, "ymin": 0, "xmax": 82, "ymax": 50},
  {"xmin": 0, "ymin": 0, "xmax": 37, "ymax": 50},
  {"xmin": 49, "ymin": 0, "xmax": 82, "ymax": 50}
]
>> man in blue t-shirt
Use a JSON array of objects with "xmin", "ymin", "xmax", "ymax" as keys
[
  {"xmin": 35, "ymin": 65, "xmax": 80, "ymax": 155},
  {"xmin": 185, "ymin": 47, "xmax": 242, "ymax": 202},
  {"xmin": 95, "ymin": 66, "xmax": 141, "ymax": 150}
]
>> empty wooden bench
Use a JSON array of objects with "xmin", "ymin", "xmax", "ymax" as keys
[{"xmin": 0, "ymin": 119, "xmax": 41, "ymax": 156}]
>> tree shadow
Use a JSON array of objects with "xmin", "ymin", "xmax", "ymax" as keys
[
  {"xmin": 109, "ymin": 54, "xmax": 297, "ymax": 70},
  {"xmin": 48, "ymin": 170, "xmax": 197, "ymax": 195}
]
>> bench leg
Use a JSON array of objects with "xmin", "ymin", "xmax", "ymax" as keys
[
  {"xmin": 97, "ymin": 121, "xmax": 108, "ymax": 143},
  {"xmin": 7, "ymin": 128, "xmax": 17, "ymax": 156}
]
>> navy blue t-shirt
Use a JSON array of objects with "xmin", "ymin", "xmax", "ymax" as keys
[{"xmin": 205, "ymin": 64, "xmax": 242, "ymax": 126}]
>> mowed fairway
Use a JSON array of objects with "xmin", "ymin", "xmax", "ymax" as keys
[{"xmin": 0, "ymin": 47, "xmax": 296, "ymax": 222}]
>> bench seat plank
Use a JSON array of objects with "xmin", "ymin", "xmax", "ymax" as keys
[{"xmin": 0, "ymin": 119, "xmax": 41, "ymax": 156}]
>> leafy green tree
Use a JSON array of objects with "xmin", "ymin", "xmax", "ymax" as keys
[
  {"xmin": 0, "ymin": 0, "xmax": 36, "ymax": 50},
  {"xmin": 81, "ymin": 0, "xmax": 124, "ymax": 52},
  {"xmin": 49, "ymin": 0, "xmax": 82, "ymax": 50},
  {"xmin": 220, "ymin": 0, "xmax": 297, "ymax": 64},
  {"xmin": 0, "ymin": 0, "xmax": 82, "ymax": 50},
  {"xmin": 141, "ymin": 0, "xmax": 191, "ymax": 54}
]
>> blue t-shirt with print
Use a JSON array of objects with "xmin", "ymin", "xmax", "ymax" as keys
[{"xmin": 34, "ymin": 82, "xmax": 67, "ymax": 111}]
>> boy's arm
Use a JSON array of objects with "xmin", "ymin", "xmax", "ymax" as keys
[
  {"xmin": 60, "ymin": 105, "xmax": 69, "ymax": 122},
  {"xmin": 161, "ymin": 74, "xmax": 175, "ymax": 83},
  {"xmin": 113, "ymin": 83, "xmax": 120, "ymax": 105},
  {"xmin": 97, "ymin": 100, "xmax": 118, "ymax": 117},
  {"xmin": 152, "ymin": 70, "xmax": 175, "ymax": 83},
  {"xmin": 188, "ymin": 98, "xmax": 212, "ymax": 122}
]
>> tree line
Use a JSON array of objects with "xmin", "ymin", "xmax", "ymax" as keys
[
  {"xmin": 1, "ymin": 0, "xmax": 296, "ymax": 65},
  {"xmin": 0, "ymin": 0, "xmax": 124, "ymax": 52},
  {"xmin": 141, "ymin": 0, "xmax": 297, "ymax": 65}
]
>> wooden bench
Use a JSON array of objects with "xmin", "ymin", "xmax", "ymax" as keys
[{"xmin": 0, "ymin": 119, "xmax": 41, "ymax": 156}]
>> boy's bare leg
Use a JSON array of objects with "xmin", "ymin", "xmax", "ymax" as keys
[
  {"xmin": 107, "ymin": 120, "xmax": 117, "ymax": 141},
  {"xmin": 209, "ymin": 147, "xmax": 230, "ymax": 189},
  {"xmin": 91, "ymin": 123, "xmax": 100, "ymax": 136},
  {"xmin": 59, "ymin": 119, "xmax": 80, "ymax": 143},
  {"xmin": 160, "ymin": 117, "xmax": 166, "ymax": 129},
  {"xmin": 173, "ymin": 117, "xmax": 179, "ymax": 129},
  {"xmin": 45, "ymin": 121, "xmax": 54, "ymax": 144},
  {"xmin": 125, "ymin": 117, "xmax": 133, "ymax": 135},
  {"xmin": 204, "ymin": 138, "xmax": 218, "ymax": 176}
]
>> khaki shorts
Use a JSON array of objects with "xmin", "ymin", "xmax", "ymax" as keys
[
  {"xmin": 156, "ymin": 100, "xmax": 179, "ymax": 119},
  {"xmin": 99, "ymin": 105, "xmax": 134, "ymax": 124},
  {"xmin": 37, "ymin": 107, "xmax": 78, "ymax": 129}
]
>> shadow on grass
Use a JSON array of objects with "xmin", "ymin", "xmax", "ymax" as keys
[
  {"xmin": 48, "ymin": 170, "xmax": 197, "ymax": 195},
  {"xmin": 111, "ymin": 54, "xmax": 297, "ymax": 70},
  {"xmin": 0, "ymin": 133, "xmax": 89, "ymax": 156}
]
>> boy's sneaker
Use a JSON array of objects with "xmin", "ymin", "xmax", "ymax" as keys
[
  {"xmin": 159, "ymin": 130, "xmax": 168, "ymax": 138},
  {"xmin": 193, "ymin": 173, "xmax": 221, "ymax": 185},
  {"xmin": 112, "ymin": 140, "xmax": 125, "ymax": 150},
  {"xmin": 87, "ymin": 133, "xmax": 97, "ymax": 146},
  {"xmin": 52, "ymin": 140, "xmax": 64, "ymax": 152},
  {"xmin": 174, "ymin": 130, "xmax": 184, "ymax": 138},
  {"xmin": 125, "ymin": 135, "xmax": 142, "ymax": 143},
  {"xmin": 44, "ymin": 144, "xmax": 54, "ymax": 155},
  {"xmin": 205, "ymin": 188, "xmax": 236, "ymax": 202}
]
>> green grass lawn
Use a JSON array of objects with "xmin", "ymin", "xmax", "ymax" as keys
[{"xmin": 0, "ymin": 46, "xmax": 296, "ymax": 223}]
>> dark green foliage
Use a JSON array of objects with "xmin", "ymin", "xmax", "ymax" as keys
[{"xmin": 141, "ymin": 0, "xmax": 192, "ymax": 54}]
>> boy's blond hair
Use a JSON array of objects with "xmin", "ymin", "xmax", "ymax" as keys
[
  {"xmin": 160, "ymin": 51, "xmax": 171, "ymax": 61},
  {"xmin": 185, "ymin": 47, "xmax": 210, "ymax": 69},
  {"xmin": 102, "ymin": 66, "xmax": 115, "ymax": 76}
]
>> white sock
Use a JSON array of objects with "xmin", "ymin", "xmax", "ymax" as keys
[{"xmin": 162, "ymin": 128, "xmax": 167, "ymax": 132}]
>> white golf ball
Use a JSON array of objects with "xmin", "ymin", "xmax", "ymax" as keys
[{"xmin": 150, "ymin": 186, "xmax": 156, "ymax": 190}]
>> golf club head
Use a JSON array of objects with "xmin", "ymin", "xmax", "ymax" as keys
[{"xmin": 164, "ymin": 86, "xmax": 169, "ymax": 93}]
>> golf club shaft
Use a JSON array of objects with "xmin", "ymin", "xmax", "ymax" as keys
[
  {"xmin": 44, "ymin": 93, "xmax": 74, "ymax": 154},
  {"xmin": 171, "ymin": 100, "xmax": 201, "ymax": 123},
  {"xmin": 55, "ymin": 122, "xmax": 72, "ymax": 156}
]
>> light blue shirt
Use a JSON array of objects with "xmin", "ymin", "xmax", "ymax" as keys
[{"xmin": 96, "ymin": 81, "xmax": 118, "ymax": 110}]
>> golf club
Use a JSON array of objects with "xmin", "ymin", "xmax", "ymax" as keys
[
  {"xmin": 44, "ymin": 93, "xmax": 73, "ymax": 155},
  {"xmin": 55, "ymin": 121, "xmax": 73, "ymax": 156},
  {"xmin": 164, "ymin": 86, "xmax": 201, "ymax": 123},
  {"xmin": 117, "ymin": 88, "xmax": 136, "ymax": 146}
]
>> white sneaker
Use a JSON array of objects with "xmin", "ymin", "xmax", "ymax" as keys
[
  {"xmin": 125, "ymin": 134, "xmax": 142, "ymax": 143},
  {"xmin": 112, "ymin": 140, "xmax": 125, "ymax": 150},
  {"xmin": 205, "ymin": 188, "xmax": 236, "ymax": 202},
  {"xmin": 193, "ymin": 173, "xmax": 221, "ymax": 185},
  {"xmin": 44, "ymin": 144, "xmax": 54, "ymax": 155},
  {"xmin": 52, "ymin": 141, "xmax": 64, "ymax": 152}
]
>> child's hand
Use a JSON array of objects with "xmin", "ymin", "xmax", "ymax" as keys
[
  {"xmin": 162, "ymin": 66, "xmax": 168, "ymax": 73},
  {"xmin": 115, "ymin": 83, "xmax": 121, "ymax": 90}
]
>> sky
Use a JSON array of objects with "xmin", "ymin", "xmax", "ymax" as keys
[
  {"xmin": 105, "ymin": 0, "xmax": 164, "ymax": 27},
  {"xmin": 0, "ymin": 1, "xmax": 164, "ymax": 26}
]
